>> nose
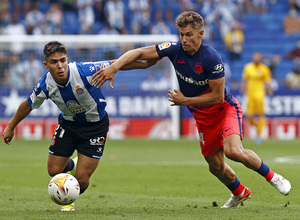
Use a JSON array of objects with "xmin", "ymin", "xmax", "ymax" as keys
[
  {"xmin": 181, "ymin": 36, "xmax": 187, "ymax": 43},
  {"xmin": 58, "ymin": 61, "xmax": 63, "ymax": 68}
]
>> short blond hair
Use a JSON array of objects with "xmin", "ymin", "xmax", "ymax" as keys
[{"xmin": 176, "ymin": 11, "xmax": 204, "ymax": 31}]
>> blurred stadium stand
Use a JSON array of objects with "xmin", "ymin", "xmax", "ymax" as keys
[{"xmin": 0, "ymin": 0, "xmax": 299, "ymax": 89}]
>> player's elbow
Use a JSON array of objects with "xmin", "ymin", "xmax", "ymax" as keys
[{"xmin": 213, "ymin": 95, "xmax": 224, "ymax": 105}]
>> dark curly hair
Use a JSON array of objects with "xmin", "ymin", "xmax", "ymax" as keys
[{"xmin": 43, "ymin": 41, "xmax": 67, "ymax": 60}]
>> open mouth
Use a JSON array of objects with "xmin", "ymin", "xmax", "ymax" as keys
[{"xmin": 58, "ymin": 71, "xmax": 65, "ymax": 76}]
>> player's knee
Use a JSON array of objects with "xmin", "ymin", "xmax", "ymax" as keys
[
  {"xmin": 224, "ymin": 149, "xmax": 242, "ymax": 162},
  {"xmin": 48, "ymin": 168, "xmax": 61, "ymax": 177}
]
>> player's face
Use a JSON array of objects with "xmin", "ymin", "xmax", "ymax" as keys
[
  {"xmin": 252, "ymin": 52, "xmax": 262, "ymax": 64},
  {"xmin": 179, "ymin": 24, "xmax": 204, "ymax": 56},
  {"xmin": 44, "ymin": 53, "xmax": 68, "ymax": 84}
]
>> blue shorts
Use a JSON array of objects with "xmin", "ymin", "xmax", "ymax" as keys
[{"xmin": 49, "ymin": 113, "xmax": 109, "ymax": 159}]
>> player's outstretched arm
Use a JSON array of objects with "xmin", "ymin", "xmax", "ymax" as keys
[
  {"xmin": 92, "ymin": 45, "xmax": 159, "ymax": 88},
  {"xmin": 3, "ymin": 99, "xmax": 32, "ymax": 145},
  {"xmin": 112, "ymin": 59, "xmax": 159, "ymax": 70}
]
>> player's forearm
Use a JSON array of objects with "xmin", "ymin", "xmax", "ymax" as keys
[
  {"xmin": 111, "ymin": 49, "xmax": 143, "ymax": 71},
  {"xmin": 121, "ymin": 59, "xmax": 158, "ymax": 70},
  {"xmin": 7, "ymin": 99, "xmax": 32, "ymax": 130},
  {"xmin": 183, "ymin": 93, "xmax": 224, "ymax": 106}
]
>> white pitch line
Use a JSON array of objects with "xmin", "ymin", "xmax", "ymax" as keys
[
  {"xmin": 106, "ymin": 161, "xmax": 208, "ymax": 167},
  {"xmin": 274, "ymin": 156, "xmax": 300, "ymax": 164}
]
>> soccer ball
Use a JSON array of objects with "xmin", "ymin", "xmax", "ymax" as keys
[{"xmin": 48, "ymin": 173, "xmax": 80, "ymax": 205}]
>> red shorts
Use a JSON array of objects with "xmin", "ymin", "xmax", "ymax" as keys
[{"xmin": 192, "ymin": 97, "xmax": 243, "ymax": 156}]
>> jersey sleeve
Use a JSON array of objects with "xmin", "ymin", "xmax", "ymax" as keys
[
  {"xmin": 203, "ymin": 49, "xmax": 225, "ymax": 80},
  {"xmin": 155, "ymin": 42, "xmax": 178, "ymax": 59},
  {"xmin": 77, "ymin": 61, "xmax": 112, "ymax": 76},
  {"xmin": 76, "ymin": 61, "xmax": 112, "ymax": 85},
  {"xmin": 27, "ymin": 75, "xmax": 48, "ymax": 109}
]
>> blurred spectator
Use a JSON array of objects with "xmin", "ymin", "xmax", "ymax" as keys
[
  {"xmin": 62, "ymin": 0, "xmax": 77, "ymax": 11},
  {"xmin": 32, "ymin": 20, "xmax": 52, "ymax": 35},
  {"xmin": 25, "ymin": 1, "xmax": 45, "ymax": 34},
  {"xmin": 228, "ymin": 78, "xmax": 240, "ymax": 95},
  {"xmin": 214, "ymin": 0, "xmax": 239, "ymax": 39},
  {"xmin": 180, "ymin": 0, "xmax": 194, "ymax": 12},
  {"xmin": 262, "ymin": 54, "xmax": 281, "ymax": 91},
  {"xmin": 224, "ymin": 22, "xmax": 244, "ymax": 62},
  {"xmin": 3, "ymin": 15, "xmax": 27, "ymax": 55},
  {"xmin": 0, "ymin": 0, "xmax": 10, "ymax": 33},
  {"xmin": 23, "ymin": 52, "xmax": 45, "ymax": 89},
  {"xmin": 128, "ymin": 0, "xmax": 151, "ymax": 34},
  {"xmin": 99, "ymin": 23, "xmax": 120, "ymax": 60},
  {"xmin": 285, "ymin": 65, "xmax": 300, "ymax": 89},
  {"xmin": 286, "ymin": 39, "xmax": 300, "ymax": 63},
  {"xmin": 77, "ymin": 0, "xmax": 95, "ymax": 34},
  {"xmin": 156, "ymin": 68, "xmax": 172, "ymax": 91},
  {"xmin": 4, "ymin": 54, "xmax": 26, "ymax": 89},
  {"xmin": 283, "ymin": 9, "xmax": 300, "ymax": 34},
  {"xmin": 141, "ymin": 72, "xmax": 157, "ymax": 91},
  {"xmin": 13, "ymin": 0, "xmax": 31, "ymax": 19},
  {"xmin": 165, "ymin": 8, "xmax": 177, "ymax": 34},
  {"xmin": 94, "ymin": 0, "xmax": 106, "ymax": 24},
  {"xmin": 45, "ymin": 2, "xmax": 63, "ymax": 34},
  {"xmin": 0, "ymin": 50, "xmax": 9, "ymax": 87},
  {"xmin": 141, "ymin": 69, "xmax": 172, "ymax": 91},
  {"xmin": 263, "ymin": 54, "xmax": 281, "ymax": 78},
  {"xmin": 151, "ymin": 10, "xmax": 171, "ymax": 35},
  {"xmin": 289, "ymin": 0, "xmax": 300, "ymax": 13},
  {"xmin": 105, "ymin": 0, "xmax": 126, "ymax": 33},
  {"xmin": 235, "ymin": 0, "xmax": 252, "ymax": 15},
  {"xmin": 251, "ymin": 0, "xmax": 268, "ymax": 14}
]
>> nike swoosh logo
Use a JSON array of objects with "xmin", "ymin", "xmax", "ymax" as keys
[
  {"xmin": 225, "ymin": 127, "xmax": 232, "ymax": 132},
  {"xmin": 177, "ymin": 60, "xmax": 186, "ymax": 64}
]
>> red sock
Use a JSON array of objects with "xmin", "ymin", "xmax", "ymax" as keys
[
  {"xmin": 265, "ymin": 169, "xmax": 275, "ymax": 181},
  {"xmin": 232, "ymin": 183, "xmax": 245, "ymax": 196}
]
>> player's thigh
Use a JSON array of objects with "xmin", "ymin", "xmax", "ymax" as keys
[
  {"xmin": 76, "ymin": 153, "xmax": 100, "ymax": 181},
  {"xmin": 223, "ymin": 134, "xmax": 244, "ymax": 159},
  {"xmin": 197, "ymin": 124, "xmax": 223, "ymax": 157},
  {"xmin": 47, "ymin": 154, "xmax": 70, "ymax": 176}
]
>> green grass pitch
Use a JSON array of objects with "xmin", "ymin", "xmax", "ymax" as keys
[{"xmin": 0, "ymin": 138, "xmax": 299, "ymax": 220}]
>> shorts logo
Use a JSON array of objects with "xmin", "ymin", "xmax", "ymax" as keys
[
  {"xmin": 51, "ymin": 136, "xmax": 56, "ymax": 146},
  {"xmin": 195, "ymin": 62, "xmax": 203, "ymax": 75},
  {"xmin": 97, "ymin": 146, "xmax": 103, "ymax": 153},
  {"xmin": 75, "ymin": 85, "xmax": 84, "ymax": 95},
  {"xmin": 225, "ymin": 127, "xmax": 232, "ymax": 132},
  {"xmin": 90, "ymin": 137, "xmax": 105, "ymax": 146},
  {"xmin": 158, "ymin": 42, "xmax": 171, "ymax": 50}
]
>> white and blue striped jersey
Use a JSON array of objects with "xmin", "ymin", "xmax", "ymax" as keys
[{"xmin": 27, "ymin": 61, "xmax": 111, "ymax": 122}]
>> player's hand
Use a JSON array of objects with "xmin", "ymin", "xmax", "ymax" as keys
[
  {"xmin": 2, "ymin": 126, "xmax": 14, "ymax": 145},
  {"xmin": 92, "ymin": 65, "xmax": 117, "ymax": 89},
  {"xmin": 168, "ymin": 89, "xmax": 186, "ymax": 106}
]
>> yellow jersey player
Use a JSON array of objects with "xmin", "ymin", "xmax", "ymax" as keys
[{"xmin": 241, "ymin": 52, "xmax": 273, "ymax": 144}]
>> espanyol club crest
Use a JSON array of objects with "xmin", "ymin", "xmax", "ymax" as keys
[
  {"xmin": 195, "ymin": 62, "xmax": 203, "ymax": 75},
  {"xmin": 75, "ymin": 85, "xmax": 84, "ymax": 95}
]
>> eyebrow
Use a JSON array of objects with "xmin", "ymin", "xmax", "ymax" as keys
[{"xmin": 49, "ymin": 56, "xmax": 67, "ymax": 62}]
